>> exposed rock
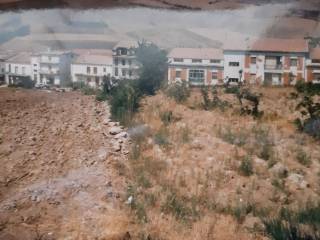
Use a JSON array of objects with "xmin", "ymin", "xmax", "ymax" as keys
[
  {"xmin": 270, "ymin": 162, "xmax": 288, "ymax": 178},
  {"xmin": 112, "ymin": 142, "xmax": 122, "ymax": 152},
  {"xmin": 109, "ymin": 126, "xmax": 123, "ymax": 135},
  {"xmin": 114, "ymin": 132, "xmax": 128, "ymax": 139},
  {"xmin": 287, "ymin": 173, "xmax": 309, "ymax": 189},
  {"xmin": 243, "ymin": 215, "xmax": 264, "ymax": 231},
  {"xmin": 190, "ymin": 139, "xmax": 204, "ymax": 150}
]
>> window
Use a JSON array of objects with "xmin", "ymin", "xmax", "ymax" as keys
[
  {"xmin": 229, "ymin": 78, "xmax": 239, "ymax": 83},
  {"xmin": 250, "ymin": 57, "xmax": 256, "ymax": 64},
  {"xmin": 122, "ymin": 59, "xmax": 126, "ymax": 66},
  {"xmin": 176, "ymin": 70, "xmax": 181, "ymax": 78},
  {"xmin": 114, "ymin": 59, "xmax": 118, "ymax": 65},
  {"xmin": 174, "ymin": 58, "xmax": 183, "ymax": 62},
  {"xmin": 192, "ymin": 59, "xmax": 202, "ymax": 63},
  {"xmin": 34, "ymin": 74, "xmax": 37, "ymax": 81},
  {"xmin": 122, "ymin": 69, "xmax": 126, "ymax": 77},
  {"xmin": 290, "ymin": 58, "xmax": 298, "ymax": 67},
  {"xmin": 48, "ymin": 56, "xmax": 51, "ymax": 61},
  {"xmin": 189, "ymin": 69, "xmax": 204, "ymax": 84},
  {"xmin": 129, "ymin": 70, "xmax": 132, "ymax": 77},
  {"xmin": 87, "ymin": 66, "xmax": 90, "ymax": 74},
  {"xmin": 312, "ymin": 59, "xmax": 320, "ymax": 64},
  {"xmin": 210, "ymin": 59, "xmax": 220, "ymax": 64},
  {"xmin": 94, "ymin": 67, "xmax": 97, "ymax": 74},
  {"xmin": 211, "ymin": 72, "xmax": 218, "ymax": 80},
  {"xmin": 15, "ymin": 66, "xmax": 18, "ymax": 74},
  {"xmin": 95, "ymin": 76, "xmax": 99, "ymax": 85},
  {"xmin": 229, "ymin": 62, "xmax": 240, "ymax": 67},
  {"xmin": 128, "ymin": 59, "xmax": 132, "ymax": 65},
  {"xmin": 33, "ymin": 64, "xmax": 37, "ymax": 67},
  {"xmin": 115, "ymin": 68, "xmax": 118, "ymax": 76},
  {"xmin": 103, "ymin": 68, "xmax": 106, "ymax": 73},
  {"xmin": 22, "ymin": 67, "xmax": 25, "ymax": 75}
]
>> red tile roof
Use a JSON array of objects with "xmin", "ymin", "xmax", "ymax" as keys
[
  {"xmin": 168, "ymin": 48, "xmax": 223, "ymax": 60},
  {"xmin": 310, "ymin": 48, "xmax": 320, "ymax": 59}
]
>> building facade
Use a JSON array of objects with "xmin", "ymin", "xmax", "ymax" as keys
[
  {"xmin": 31, "ymin": 50, "xmax": 74, "ymax": 87},
  {"xmin": 5, "ymin": 52, "xmax": 32, "ymax": 85},
  {"xmin": 168, "ymin": 48, "xmax": 224, "ymax": 86},
  {"xmin": 306, "ymin": 48, "xmax": 320, "ymax": 83},
  {"xmin": 71, "ymin": 51, "xmax": 113, "ymax": 88},
  {"xmin": 112, "ymin": 41, "xmax": 140, "ymax": 80},
  {"xmin": 224, "ymin": 39, "xmax": 309, "ymax": 86}
]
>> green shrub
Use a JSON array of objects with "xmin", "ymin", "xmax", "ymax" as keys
[
  {"xmin": 262, "ymin": 204, "xmax": 320, "ymax": 240},
  {"xmin": 165, "ymin": 81, "xmax": 190, "ymax": 103},
  {"xmin": 161, "ymin": 192, "xmax": 194, "ymax": 222},
  {"xmin": 153, "ymin": 128, "xmax": 170, "ymax": 147},
  {"xmin": 296, "ymin": 148, "xmax": 312, "ymax": 167},
  {"xmin": 95, "ymin": 90, "xmax": 108, "ymax": 102},
  {"xmin": 81, "ymin": 86, "xmax": 97, "ymax": 95},
  {"xmin": 159, "ymin": 110, "xmax": 174, "ymax": 126},
  {"xmin": 239, "ymin": 155, "xmax": 254, "ymax": 176}
]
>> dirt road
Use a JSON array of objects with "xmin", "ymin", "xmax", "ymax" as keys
[{"xmin": 0, "ymin": 88, "xmax": 130, "ymax": 240}]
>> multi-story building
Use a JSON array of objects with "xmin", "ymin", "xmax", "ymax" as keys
[
  {"xmin": 5, "ymin": 52, "xmax": 32, "ymax": 85},
  {"xmin": 167, "ymin": 48, "xmax": 224, "ymax": 86},
  {"xmin": 306, "ymin": 48, "xmax": 320, "ymax": 83},
  {"xmin": 71, "ymin": 50, "xmax": 113, "ymax": 88},
  {"xmin": 0, "ymin": 52, "xmax": 16, "ymax": 84},
  {"xmin": 31, "ymin": 50, "xmax": 74, "ymax": 87},
  {"xmin": 224, "ymin": 38, "xmax": 309, "ymax": 86},
  {"xmin": 112, "ymin": 41, "xmax": 139, "ymax": 80}
]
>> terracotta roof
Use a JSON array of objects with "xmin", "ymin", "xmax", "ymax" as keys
[
  {"xmin": 6, "ymin": 52, "xmax": 31, "ymax": 64},
  {"xmin": 73, "ymin": 53, "xmax": 112, "ymax": 65},
  {"xmin": 250, "ymin": 38, "xmax": 308, "ymax": 53},
  {"xmin": 168, "ymin": 48, "xmax": 223, "ymax": 60},
  {"xmin": 310, "ymin": 48, "xmax": 320, "ymax": 59},
  {"xmin": 225, "ymin": 38, "xmax": 309, "ymax": 53}
]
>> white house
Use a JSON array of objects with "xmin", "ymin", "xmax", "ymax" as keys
[
  {"xmin": 224, "ymin": 38, "xmax": 309, "ymax": 86},
  {"xmin": 31, "ymin": 50, "xmax": 74, "ymax": 87},
  {"xmin": 5, "ymin": 52, "xmax": 32, "ymax": 85},
  {"xmin": 168, "ymin": 48, "xmax": 224, "ymax": 86},
  {"xmin": 71, "ymin": 50, "xmax": 113, "ymax": 88},
  {"xmin": 112, "ymin": 41, "xmax": 140, "ymax": 80}
]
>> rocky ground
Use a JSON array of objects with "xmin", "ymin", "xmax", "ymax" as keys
[{"xmin": 0, "ymin": 88, "xmax": 131, "ymax": 240}]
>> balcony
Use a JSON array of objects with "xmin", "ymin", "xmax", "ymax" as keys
[
  {"xmin": 264, "ymin": 64, "xmax": 283, "ymax": 71},
  {"xmin": 39, "ymin": 69, "xmax": 59, "ymax": 75}
]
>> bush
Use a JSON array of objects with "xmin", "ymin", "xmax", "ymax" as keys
[
  {"xmin": 153, "ymin": 128, "xmax": 170, "ymax": 147},
  {"xmin": 296, "ymin": 148, "xmax": 312, "ymax": 167},
  {"xmin": 109, "ymin": 80, "xmax": 141, "ymax": 125},
  {"xmin": 159, "ymin": 110, "xmax": 174, "ymax": 126},
  {"xmin": 262, "ymin": 204, "xmax": 320, "ymax": 240},
  {"xmin": 81, "ymin": 86, "xmax": 97, "ymax": 95},
  {"xmin": 165, "ymin": 81, "xmax": 190, "ymax": 103},
  {"xmin": 239, "ymin": 155, "xmax": 254, "ymax": 176}
]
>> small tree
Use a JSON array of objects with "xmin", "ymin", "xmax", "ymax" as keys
[{"xmin": 135, "ymin": 40, "xmax": 168, "ymax": 95}]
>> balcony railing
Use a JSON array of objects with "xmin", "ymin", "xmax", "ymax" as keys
[{"xmin": 264, "ymin": 64, "xmax": 283, "ymax": 70}]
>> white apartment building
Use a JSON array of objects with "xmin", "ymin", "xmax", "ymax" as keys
[
  {"xmin": 31, "ymin": 50, "xmax": 74, "ymax": 87},
  {"xmin": 224, "ymin": 38, "xmax": 309, "ymax": 86},
  {"xmin": 168, "ymin": 48, "xmax": 224, "ymax": 86},
  {"xmin": 71, "ymin": 50, "xmax": 113, "ymax": 88},
  {"xmin": 112, "ymin": 41, "xmax": 140, "ymax": 80},
  {"xmin": 5, "ymin": 52, "xmax": 32, "ymax": 85}
]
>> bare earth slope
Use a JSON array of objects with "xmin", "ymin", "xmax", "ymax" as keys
[{"xmin": 0, "ymin": 88, "xmax": 130, "ymax": 240}]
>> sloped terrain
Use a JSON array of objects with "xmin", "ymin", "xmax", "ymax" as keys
[{"xmin": 0, "ymin": 88, "xmax": 131, "ymax": 240}]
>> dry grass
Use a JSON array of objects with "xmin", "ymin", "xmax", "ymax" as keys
[{"xmin": 122, "ymin": 87, "xmax": 320, "ymax": 239}]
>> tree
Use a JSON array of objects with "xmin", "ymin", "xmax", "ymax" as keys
[{"xmin": 135, "ymin": 40, "xmax": 168, "ymax": 95}]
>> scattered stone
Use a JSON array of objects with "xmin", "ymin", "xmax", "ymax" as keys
[
  {"xmin": 109, "ymin": 126, "xmax": 122, "ymax": 135},
  {"xmin": 115, "ymin": 132, "xmax": 128, "ymax": 139},
  {"xmin": 270, "ymin": 162, "xmax": 288, "ymax": 178},
  {"xmin": 112, "ymin": 142, "xmax": 122, "ymax": 152},
  {"xmin": 190, "ymin": 139, "xmax": 204, "ymax": 150},
  {"xmin": 287, "ymin": 173, "xmax": 309, "ymax": 189},
  {"xmin": 243, "ymin": 215, "xmax": 264, "ymax": 231}
]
